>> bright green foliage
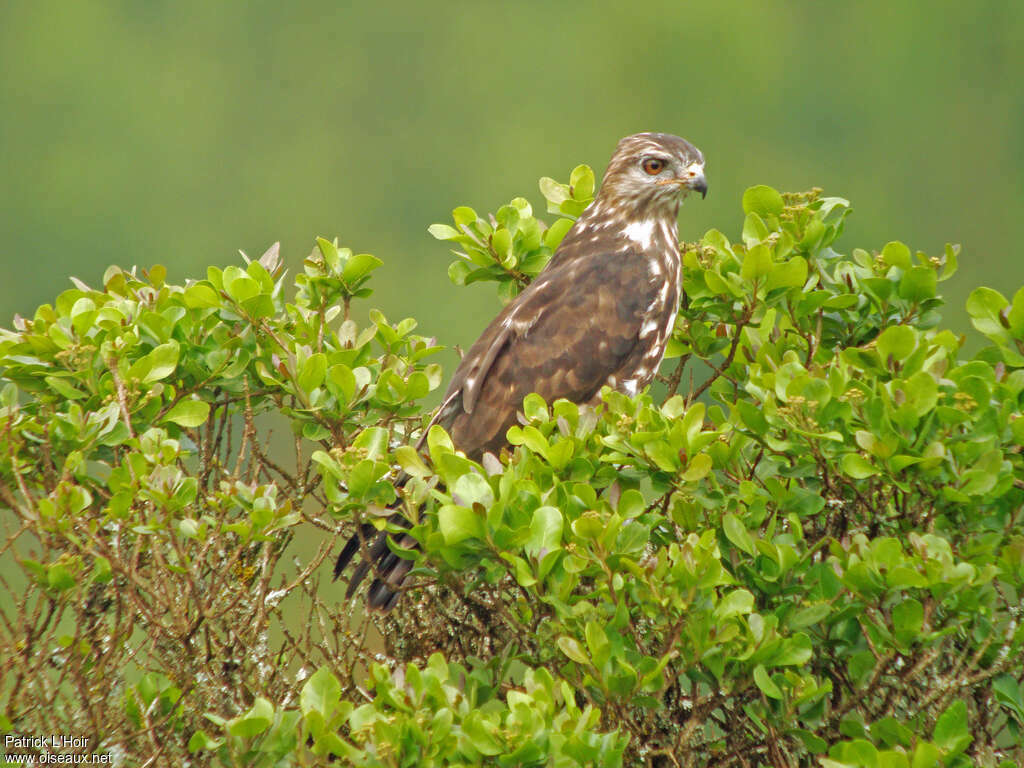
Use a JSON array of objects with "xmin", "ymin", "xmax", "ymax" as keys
[
  {"xmin": 189, "ymin": 657, "xmax": 625, "ymax": 767},
  {"xmin": 0, "ymin": 240, "xmax": 446, "ymax": 763},
  {"xmin": 1, "ymin": 169, "xmax": 1022, "ymax": 767},
  {"xmin": 432, "ymin": 164, "xmax": 595, "ymax": 303}
]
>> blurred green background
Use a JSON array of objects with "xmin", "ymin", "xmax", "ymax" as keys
[{"xmin": 2, "ymin": 1, "xmax": 1021, "ymax": 359}]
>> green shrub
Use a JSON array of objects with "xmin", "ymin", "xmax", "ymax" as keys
[{"xmin": 1, "ymin": 166, "xmax": 1021, "ymax": 767}]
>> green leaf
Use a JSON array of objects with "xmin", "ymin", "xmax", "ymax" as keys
[
  {"xmin": 47, "ymin": 564, "xmax": 76, "ymax": 591},
  {"xmin": 346, "ymin": 460, "xmax": 377, "ymax": 498},
  {"xmin": 44, "ymin": 375, "xmax": 85, "ymax": 400},
  {"xmin": 585, "ymin": 621, "xmax": 610, "ymax": 666},
  {"xmin": 572, "ymin": 514, "xmax": 604, "ymax": 540},
  {"xmin": 753, "ymin": 665, "xmax": 782, "ymax": 699},
  {"xmin": 723, "ymin": 514, "xmax": 756, "ymax": 556},
  {"xmin": 451, "ymin": 206, "xmax": 478, "ymax": 227},
  {"xmin": 881, "ymin": 241, "xmax": 912, "ymax": 269},
  {"xmin": 462, "ymin": 711, "xmax": 504, "ymax": 756},
  {"xmin": 938, "ymin": 243, "xmax": 959, "ymax": 281},
  {"xmin": 823, "ymin": 294, "xmax": 858, "ymax": 310},
  {"xmin": 491, "ymin": 228, "xmax": 512, "ymax": 262},
  {"xmin": 395, "ymin": 445, "xmax": 431, "ymax": 478},
  {"xmin": 992, "ymin": 675, "xmax": 1024, "ymax": 721},
  {"xmin": 742, "ymin": 212, "xmax": 769, "ymax": 245},
  {"xmin": 352, "ymin": 426, "xmax": 389, "ymax": 461},
  {"xmin": 163, "ymin": 400, "xmax": 211, "ymax": 428},
  {"xmin": 301, "ymin": 668, "xmax": 341, "ymax": 718},
  {"xmin": 715, "ymin": 589, "xmax": 754, "ymax": 620},
  {"xmin": 222, "ymin": 268, "xmax": 261, "ymax": 303},
  {"xmin": 863, "ymin": 276, "xmax": 894, "ymax": 302},
  {"xmin": 618, "ymin": 488, "xmax": 645, "ymax": 518},
  {"xmin": 133, "ymin": 341, "xmax": 180, "ymax": 383},
  {"xmin": 311, "ymin": 450, "xmax": 343, "ymax": 481},
  {"xmin": 427, "ymin": 425, "xmax": 455, "ymax": 463},
  {"xmin": 682, "ymin": 453, "xmax": 713, "ymax": 482},
  {"xmin": 184, "ymin": 284, "xmax": 221, "ymax": 308},
  {"xmin": 790, "ymin": 603, "xmax": 831, "ymax": 628},
  {"xmin": 789, "ymin": 729, "xmax": 827, "ymax": 755},
  {"xmin": 876, "ymin": 325, "xmax": 917, "ymax": 361},
  {"xmin": 91, "ymin": 556, "xmax": 112, "ymax": 583},
  {"xmin": 543, "ymin": 218, "xmax": 574, "ymax": 249},
  {"xmin": 933, "ymin": 700, "xmax": 971, "ymax": 755},
  {"xmin": 886, "ymin": 566, "xmax": 928, "ymax": 589},
  {"xmin": 645, "ymin": 440, "xmax": 679, "ymax": 472},
  {"xmin": 773, "ymin": 633, "xmax": 813, "ymax": 666},
  {"xmin": 569, "ymin": 164, "xmax": 596, "ymax": 200},
  {"xmin": 877, "ymin": 750, "xmax": 910, "ymax": 768},
  {"xmin": 428, "ymin": 223, "xmax": 460, "ymax": 240},
  {"xmin": 966, "ymin": 286, "xmax": 1008, "ymax": 337},
  {"xmin": 526, "ymin": 506, "xmax": 563, "ymax": 557},
  {"xmin": 452, "ymin": 473, "xmax": 494, "ymax": 508},
  {"xmin": 328, "ymin": 363, "xmax": 357, "ymax": 402},
  {"xmin": 911, "ymin": 742, "xmax": 941, "ymax": 768},
  {"xmin": 871, "ymin": 717, "xmax": 914, "ymax": 749},
  {"xmin": 298, "ymin": 352, "xmax": 328, "ymax": 392},
  {"xmin": 557, "ymin": 636, "xmax": 590, "ymax": 665},
  {"xmin": 448, "ymin": 259, "xmax": 473, "ymax": 285},
  {"xmin": 742, "ymin": 185, "xmax": 784, "ymax": 217},
  {"xmin": 741, "ymin": 244, "xmax": 773, "ymax": 281},
  {"xmin": 898, "ymin": 265, "xmax": 937, "ymax": 302},
  {"xmin": 228, "ymin": 697, "xmax": 274, "ymax": 739},
  {"xmin": 343, "ymin": 253, "xmax": 383, "ymax": 283},
  {"xmin": 1007, "ymin": 285, "xmax": 1024, "ymax": 335},
  {"xmin": 841, "ymin": 453, "xmax": 878, "ymax": 479},
  {"xmin": 736, "ymin": 400, "xmax": 769, "ymax": 435},
  {"xmin": 438, "ymin": 504, "xmax": 483, "ymax": 545},
  {"xmin": 187, "ymin": 730, "xmax": 223, "ymax": 752},
  {"xmin": 522, "ymin": 392, "xmax": 548, "ymax": 422},
  {"xmin": 765, "ymin": 256, "xmax": 808, "ymax": 290},
  {"xmin": 508, "ymin": 555, "xmax": 537, "ymax": 587},
  {"xmin": 891, "ymin": 598, "xmax": 923, "ymax": 646},
  {"xmin": 539, "ymin": 177, "xmax": 569, "ymax": 207}
]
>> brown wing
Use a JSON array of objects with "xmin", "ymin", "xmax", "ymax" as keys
[
  {"xmin": 435, "ymin": 247, "xmax": 663, "ymax": 459},
  {"xmin": 338, "ymin": 247, "xmax": 667, "ymax": 609}
]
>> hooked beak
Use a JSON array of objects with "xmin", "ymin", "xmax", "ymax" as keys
[
  {"xmin": 654, "ymin": 162, "xmax": 708, "ymax": 198},
  {"xmin": 684, "ymin": 162, "xmax": 707, "ymax": 198}
]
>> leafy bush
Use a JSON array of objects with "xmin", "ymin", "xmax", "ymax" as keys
[{"xmin": 1, "ymin": 165, "xmax": 1021, "ymax": 767}]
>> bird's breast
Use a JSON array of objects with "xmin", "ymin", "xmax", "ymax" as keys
[{"xmin": 644, "ymin": 254, "xmax": 681, "ymax": 355}]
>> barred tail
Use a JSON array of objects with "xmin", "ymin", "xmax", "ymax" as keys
[
  {"xmin": 334, "ymin": 402, "xmax": 457, "ymax": 611},
  {"xmin": 333, "ymin": 508, "xmax": 416, "ymax": 612}
]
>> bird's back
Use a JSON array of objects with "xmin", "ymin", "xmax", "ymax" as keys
[{"xmin": 439, "ymin": 241, "xmax": 679, "ymax": 459}]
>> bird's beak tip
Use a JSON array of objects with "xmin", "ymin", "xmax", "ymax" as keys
[{"xmin": 683, "ymin": 163, "xmax": 707, "ymax": 199}]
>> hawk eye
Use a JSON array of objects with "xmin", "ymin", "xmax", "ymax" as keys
[{"xmin": 641, "ymin": 157, "xmax": 666, "ymax": 175}]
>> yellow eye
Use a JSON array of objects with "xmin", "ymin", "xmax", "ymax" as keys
[{"xmin": 641, "ymin": 157, "xmax": 665, "ymax": 175}]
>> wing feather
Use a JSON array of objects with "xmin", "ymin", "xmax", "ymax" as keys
[{"xmin": 438, "ymin": 246, "xmax": 664, "ymax": 458}]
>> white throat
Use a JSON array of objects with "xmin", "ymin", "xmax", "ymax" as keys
[{"xmin": 623, "ymin": 219, "xmax": 656, "ymax": 249}]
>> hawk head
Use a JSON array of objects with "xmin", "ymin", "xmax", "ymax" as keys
[{"xmin": 596, "ymin": 132, "xmax": 707, "ymax": 218}]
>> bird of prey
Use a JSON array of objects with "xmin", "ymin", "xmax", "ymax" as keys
[{"xmin": 335, "ymin": 132, "xmax": 707, "ymax": 610}]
